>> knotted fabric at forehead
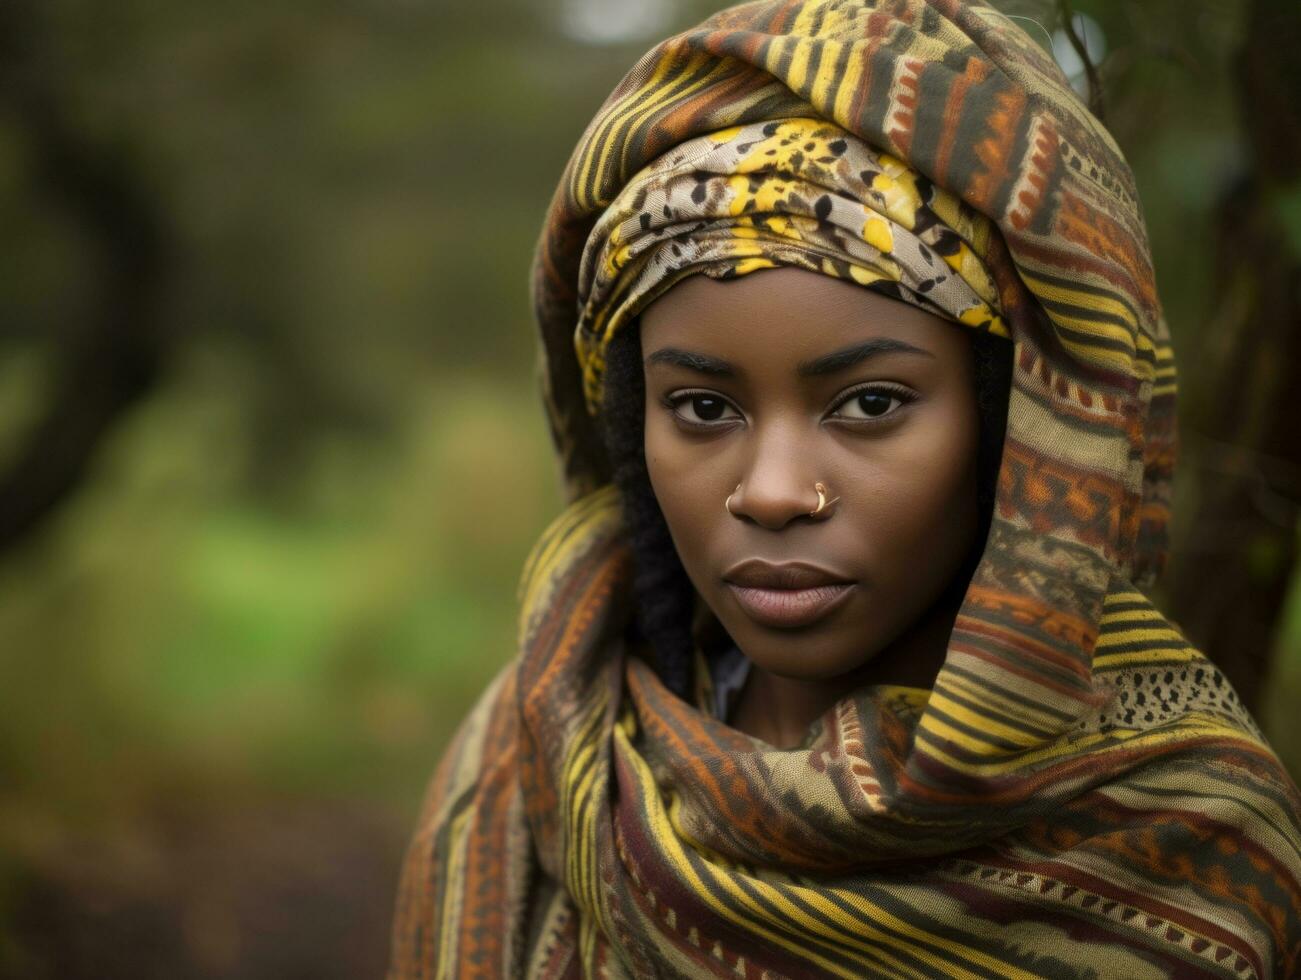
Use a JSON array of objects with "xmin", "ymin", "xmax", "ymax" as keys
[{"xmin": 575, "ymin": 117, "xmax": 1010, "ymax": 413}]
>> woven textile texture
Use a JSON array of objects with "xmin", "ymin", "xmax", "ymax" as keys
[{"xmin": 390, "ymin": 2, "xmax": 1301, "ymax": 977}]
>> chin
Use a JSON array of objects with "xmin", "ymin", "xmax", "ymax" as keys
[{"xmin": 730, "ymin": 624, "xmax": 881, "ymax": 682}]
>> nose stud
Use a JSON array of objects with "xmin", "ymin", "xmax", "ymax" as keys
[
  {"xmin": 725, "ymin": 484, "xmax": 742, "ymax": 517},
  {"xmin": 724, "ymin": 482, "xmax": 840, "ymax": 520},
  {"xmin": 809, "ymin": 481, "xmax": 840, "ymax": 520}
]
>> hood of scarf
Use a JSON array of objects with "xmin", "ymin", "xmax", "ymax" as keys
[
  {"xmin": 526, "ymin": 0, "xmax": 1179, "ymax": 816},
  {"xmin": 495, "ymin": 0, "xmax": 1301, "ymax": 974}
]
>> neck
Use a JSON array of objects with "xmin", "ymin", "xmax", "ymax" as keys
[{"xmin": 729, "ymin": 596, "xmax": 961, "ymax": 749}]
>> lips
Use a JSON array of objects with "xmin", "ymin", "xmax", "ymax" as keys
[{"xmin": 722, "ymin": 559, "xmax": 856, "ymax": 629}]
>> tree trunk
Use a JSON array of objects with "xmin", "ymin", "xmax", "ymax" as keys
[{"xmin": 1163, "ymin": 0, "xmax": 1301, "ymax": 714}]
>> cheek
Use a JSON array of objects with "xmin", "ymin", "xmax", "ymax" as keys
[
  {"xmin": 855, "ymin": 410, "xmax": 979, "ymax": 559},
  {"xmin": 644, "ymin": 413, "xmax": 715, "ymax": 568}
]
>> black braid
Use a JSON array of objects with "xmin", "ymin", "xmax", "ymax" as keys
[
  {"xmin": 600, "ymin": 320, "xmax": 1012, "ymax": 699},
  {"xmin": 971, "ymin": 329, "xmax": 1012, "ymax": 522}
]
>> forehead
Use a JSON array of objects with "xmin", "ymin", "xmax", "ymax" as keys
[{"xmin": 639, "ymin": 266, "xmax": 968, "ymax": 364}]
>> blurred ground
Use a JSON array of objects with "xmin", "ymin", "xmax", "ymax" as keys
[{"xmin": 0, "ymin": 0, "xmax": 1297, "ymax": 976}]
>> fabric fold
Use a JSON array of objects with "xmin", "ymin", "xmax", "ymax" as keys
[{"xmin": 574, "ymin": 117, "xmax": 1010, "ymax": 412}]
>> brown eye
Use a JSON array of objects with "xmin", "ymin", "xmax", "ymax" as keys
[
  {"xmin": 857, "ymin": 392, "xmax": 894, "ymax": 417},
  {"xmin": 691, "ymin": 396, "xmax": 727, "ymax": 421},
  {"xmin": 832, "ymin": 385, "xmax": 912, "ymax": 421},
  {"xmin": 669, "ymin": 392, "xmax": 740, "ymax": 425}
]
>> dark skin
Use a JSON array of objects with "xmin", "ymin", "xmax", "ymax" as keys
[{"xmin": 640, "ymin": 267, "xmax": 981, "ymax": 749}]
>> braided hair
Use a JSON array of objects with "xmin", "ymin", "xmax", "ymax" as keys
[{"xmin": 599, "ymin": 318, "xmax": 1011, "ymax": 698}]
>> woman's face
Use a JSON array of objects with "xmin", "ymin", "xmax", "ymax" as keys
[{"xmin": 640, "ymin": 266, "xmax": 981, "ymax": 681}]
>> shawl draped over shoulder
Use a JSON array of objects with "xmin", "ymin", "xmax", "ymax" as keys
[{"xmin": 390, "ymin": 1, "xmax": 1301, "ymax": 976}]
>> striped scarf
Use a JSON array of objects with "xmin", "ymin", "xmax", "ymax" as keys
[{"xmin": 391, "ymin": 1, "xmax": 1301, "ymax": 976}]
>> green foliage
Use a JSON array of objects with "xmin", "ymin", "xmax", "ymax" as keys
[{"xmin": 0, "ymin": 363, "xmax": 559, "ymax": 818}]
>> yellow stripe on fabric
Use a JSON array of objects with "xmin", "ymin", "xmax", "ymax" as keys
[
  {"xmin": 921, "ymin": 716, "xmax": 1254, "ymax": 777},
  {"xmin": 1100, "ymin": 607, "xmax": 1165, "ymax": 626},
  {"xmin": 917, "ymin": 715, "xmax": 1022, "ymax": 759},
  {"xmin": 660, "ymin": 794, "xmax": 919, "ymax": 973},
  {"xmin": 1021, "ymin": 270, "xmax": 1141, "ymax": 336},
  {"xmin": 774, "ymin": 12, "xmax": 818, "ymax": 94},
  {"xmin": 582, "ymin": 50, "xmax": 721, "ymax": 211},
  {"xmin": 613, "ymin": 55, "xmax": 737, "ymax": 195},
  {"xmin": 1047, "ymin": 304, "xmax": 1145, "ymax": 359},
  {"xmin": 519, "ymin": 489, "xmax": 604, "ymax": 601},
  {"xmin": 1040, "ymin": 309, "xmax": 1161, "ymax": 378},
  {"xmin": 614, "ymin": 725, "xmax": 879, "ymax": 977},
  {"xmin": 1059, "ymin": 335, "xmax": 1151, "ymax": 379},
  {"xmin": 654, "ymin": 752, "xmax": 1023, "ymax": 976},
  {"xmin": 811, "ymin": 40, "xmax": 847, "ymax": 109},
  {"xmin": 578, "ymin": 914, "xmax": 599, "ymax": 973},
  {"xmin": 920, "ymin": 725, "xmax": 1138, "ymax": 775},
  {"xmin": 700, "ymin": 862, "xmax": 943, "ymax": 977},
  {"xmin": 518, "ymin": 487, "xmax": 618, "ymax": 624},
  {"xmin": 813, "ymin": 886, "xmax": 1047, "ymax": 980},
  {"xmin": 680, "ymin": 827, "xmax": 1045, "ymax": 980},
  {"xmin": 1114, "ymin": 716, "xmax": 1266, "ymax": 749},
  {"xmin": 435, "ymin": 804, "xmax": 475, "ymax": 979},
  {"xmin": 786, "ymin": 37, "xmax": 815, "ymax": 94},
  {"xmin": 926, "ymin": 691, "xmax": 1043, "ymax": 749},
  {"xmin": 523, "ymin": 499, "xmax": 595, "ymax": 595},
  {"xmin": 576, "ymin": 51, "xmax": 688, "ymax": 211},
  {"xmin": 1095, "ymin": 627, "xmax": 1188, "ymax": 649},
  {"xmin": 940, "ymin": 672, "xmax": 1062, "ymax": 735},
  {"xmin": 792, "ymin": 2, "xmax": 822, "ymax": 36},
  {"xmin": 1093, "ymin": 648, "xmax": 1201, "ymax": 669},
  {"xmin": 1104, "ymin": 589, "xmax": 1150, "ymax": 606},
  {"xmin": 763, "ymin": 882, "xmax": 1023, "ymax": 979},
  {"xmin": 563, "ymin": 702, "xmax": 605, "ymax": 812},
  {"xmin": 570, "ymin": 750, "xmax": 601, "ymax": 913},
  {"xmin": 564, "ymin": 695, "xmax": 610, "ymax": 921},
  {"xmin": 722, "ymin": 880, "xmax": 992, "ymax": 979},
  {"xmin": 762, "ymin": 36, "xmax": 788, "ymax": 79},
  {"xmin": 831, "ymin": 41, "xmax": 867, "ymax": 125}
]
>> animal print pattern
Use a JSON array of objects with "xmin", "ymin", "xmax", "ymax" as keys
[{"xmin": 576, "ymin": 118, "xmax": 1009, "ymax": 412}]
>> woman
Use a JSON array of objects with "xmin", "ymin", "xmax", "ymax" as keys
[{"xmin": 391, "ymin": 1, "xmax": 1301, "ymax": 976}]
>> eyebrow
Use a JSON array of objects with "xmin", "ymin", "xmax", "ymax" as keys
[
  {"xmin": 645, "ymin": 347, "xmax": 735, "ymax": 376},
  {"xmin": 644, "ymin": 337, "xmax": 933, "ymax": 379},
  {"xmin": 796, "ymin": 338, "xmax": 933, "ymax": 376}
]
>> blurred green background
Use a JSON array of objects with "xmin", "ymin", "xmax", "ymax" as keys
[{"xmin": 0, "ymin": 0, "xmax": 1297, "ymax": 976}]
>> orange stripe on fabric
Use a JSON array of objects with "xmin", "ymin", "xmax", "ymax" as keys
[{"xmin": 934, "ymin": 57, "xmax": 989, "ymax": 187}]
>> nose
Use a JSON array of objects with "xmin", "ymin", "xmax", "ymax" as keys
[{"xmin": 726, "ymin": 423, "xmax": 823, "ymax": 530}]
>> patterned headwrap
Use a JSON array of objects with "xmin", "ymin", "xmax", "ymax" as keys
[
  {"xmin": 574, "ymin": 116, "xmax": 1010, "ymax": 412},
  {"xmin": 391, "ymin": 2, "xmax": 1301, "ymax": 977}
]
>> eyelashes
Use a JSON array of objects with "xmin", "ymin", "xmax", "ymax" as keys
[
  {"xmin": 663, "ymin": 391, "xmax": 742, "ymax": 428},
  {"xmin": 828, "ymin": 382, "xmax": 916, "ymax": 421},
  {"xmin": 662, "ymin": 383, "xmax": 916, "ymax": 430}
]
